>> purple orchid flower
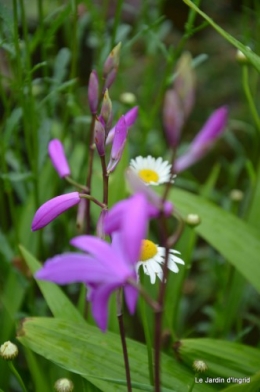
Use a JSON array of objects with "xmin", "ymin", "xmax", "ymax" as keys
[
  {"xmin": 35, "ymin": 234, "xmax": 139, "ymax": 332},
  {"xmin": 34, "ymin": 192, "xmax": 152, "ymax": 331},
  {"xmin": 107, "ymin": 115, "xmax": 128, "ymax": 173},
  {"xmin": 48, "ymin": 139, "xmax": 71, "ymax": 178},
  {"xmin": 106, "ymin": 106, "xmax": 138, "ymax": 145},
  {"xmin": 103, "ymin": 192, "xmax": 150, "ymax": 263},
  {"xmin": 32, "ymin": 192, "xmax": 81, "ymax": 231},
  {"xmin": 174, "ymin": 106, "xmax": 228, "ymax": 173}
]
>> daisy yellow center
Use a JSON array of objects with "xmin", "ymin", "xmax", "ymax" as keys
[
  {"xmin": 140, "ymin": 240, "xmax": 158, "ymax": 262},
  {"xmin": 138, "ymin": 169, "xmax": 159, "ymax": 183}
]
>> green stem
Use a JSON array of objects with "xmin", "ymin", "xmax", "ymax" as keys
[
  {"xmin": 188, "ymin": 373, "xmax": 198, "ymax": 392},
  {"xmin": 80, "ymin": 193, "xmax": 106, "ymax": 209},
  {"xmin": 8, "ymin": 362, "xmax": 28, "ymax": 392},
  {"xmin": 65, "ymin": 176, "xmax": 89, "ymax": 192},
  {"xmin": 100, "ymin": 155, "xmax": 109, "ymax": 205},
  {"xmin": 242, "ymin": 65, "xmax": 260, "ymax": 134},
  {"xmin": 116, "ymin": 290, "xmax": 132, "ymax": 392},
  {"xmin": 139, "ymin": 274, "xmax": 154, "ymax": 386}
]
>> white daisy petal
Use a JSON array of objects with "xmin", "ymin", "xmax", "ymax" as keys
[
  {"xmin": 129, "ymin": 155, "xmax": 174, "ymax": 186},
  {"xmin": 137, "ymin": 239, "xmax": 185, "ymax": 284}
]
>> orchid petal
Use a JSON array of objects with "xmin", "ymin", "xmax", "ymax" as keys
[
  {"xmin": 124, "ymin": 282, "xmax": 138, "ymax": 314},
  {"xmin": 91, "ymin": 283, "xmax": 119, "ymax": 332},
  {"xmin": 35, "ymin": 253, "xmax": 107, "ymax": 284}
]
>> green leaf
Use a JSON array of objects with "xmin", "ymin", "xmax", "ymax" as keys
[
  {"xmin": 0, "ymin": 172, "xmax": 33, "ymax": 182},
  {"xmin": 19, "ymin": 246, "xmax": 84, "ymax": 324},
  {"xmin": 170, "ymin": 188, "xmax": 260, "ymax": 293},
  {"xmin": 17, "ymin": 317, "xmax": 216, "ymax": 392},
  {"xmin": 178, "ymin": 338, "xmax": 260, "ymax": 378},
  {"xmin": 183, "ymin": 0, "xmax": 260, "ymax": 73}
]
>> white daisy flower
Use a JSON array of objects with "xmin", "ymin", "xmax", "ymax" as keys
[
  {"xmin": 129, "ymin": 156, "xmax": 175, "ymax": 185},
  {"xmin": 136, "ymin": 239, "xmax": 185, "ymax": 284}
]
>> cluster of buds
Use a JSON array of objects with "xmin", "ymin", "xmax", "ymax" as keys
[
  {"xmin": 32, "ymin": 43, "xmax": 139, "ymax": 232},
  {"xmin": 87, "ymin": 42, "xmax": 138, "ymax": 170}
]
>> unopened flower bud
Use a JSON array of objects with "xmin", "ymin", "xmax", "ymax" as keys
[
  {"xmin": 103, "ymin": 67, "xmax": 118, "ymax": 91},
  {"xmin": 54, "ymin": 378, "xmax": 74, "ymax": 392},
  {"xmin": 94, "ymin": 115, "xmax": 106, "ymax": 156},
  {"xmin": 96, "ymin": 209, "xmax": 108, "ymax": 239},
  {"xmin": 103, "ymin": 42, "xmax": 121, "ymax": 78},
  {"xmin": 163, "ymin": 89, "xmax": 184, "ymax": 148},
  {"xmin": 229, "ymin": 189, "xmax": 244, "ymax": 202},
  {"xmin": 174, "ymin": 51, "xmax": 196, "ymax": 118},
  {"xmin": 48, "ymin": 139, "xmax": 71, "ymax": 178},
  {"xmin": 193, "ymin": 359, "xmax": 208, "ymax": 373},
  {"xmin": 32, "ymin": 192, "xmax": 81, "ymax": 231},
  {"xmin": 76, "ymin": 198, "xmax": 87, "ymax": 231},
  {"xmin": 100, "ymin": 89, "xmax": 112, "ymax": 125},
  {"xmin": 0, "ymin": 341, "xmax": 18, "ymax": 360},
  {"xmin": 186, "ymin": 213, "xmax": 201, "ymax": 227},
  {"xmin": 88, "ymin": 70, "xmax": 99, "ymax": 114}
]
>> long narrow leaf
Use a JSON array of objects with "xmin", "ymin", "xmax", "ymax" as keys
[{"xmin": 171, "ymin": 188, "xmax": 260, "ymax": 293}]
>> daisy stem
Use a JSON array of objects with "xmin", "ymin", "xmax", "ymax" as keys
[
  {"xmin": 154, "ymin": 209, "xmax": 172, "ymax": 392},
  {"xmin": 162, "ymin": 148, "xmax": 177, "ymax": 203},
  {"xmin": 116, "ymin": 290, "xmax": 132, "ymax": 392},
  {"xmin": 139, "ymin": 274, "xmax": 154, "ymax": 386}
]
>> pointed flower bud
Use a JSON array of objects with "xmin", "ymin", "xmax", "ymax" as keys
[
  {"xmin": 88, "ymin": 70, "xmax": 99, "ymax": 114},
  {"xmin": 103, "ymin": 67, "xmax": 118, "ymax": 91},
  {"xmin": 163, "ymin": 90, "xmax": 184, "ymax": 148},
  {"xmin": 107, "ymin": 115, "xmax": 127, "ymax": 173},
  {"xmin": 174, "ymin": 106, "xmax": 228, "ymax": 173},
  {"xmin": 100, "ymin": 89, "xmax": 112, "ymax": 125},
  {"xmin": 103, "ymin": 42, "xmax": 121, "ymax": 78},
  {"xmin": 174, "ymin": 51, "xmax": 196, "ymax": 118},
  {"xmin": 31, "ymin": 192, "xmax": 81, "ymax": 231},
  {"xmin": 48, "ymin": 139, "xmax": 70, "ymax": 178},
  {"xmin": 0, "ymin": 341, "xmax": 18, "ymax": 360},
  {"xmin": 94, "ymin": 115, "xmax": 106, "ymax": 156},
  {"xmin": 96, "ymin": 209, "xmax": 108, "ymax": 239},
  {"xmin": 76, "ymin": 198, "xmax": 87, "ymax": 232},
  {"xmin": 106, "ymin": 106, "xmax": 138, "ymax": 145}
]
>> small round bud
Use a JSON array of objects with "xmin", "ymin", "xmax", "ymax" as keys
[
  {"xmin": 0, "ymin": 341, "xmax": 18, "ymax": 360},
  {"xmin": 186, "ymin": 213, "xmax": 201, "ymax": 227},
  {"xmin": 193, "ymin": 359, "xmax": 208, "ymax": 373},
  {"xmin": 120, "ymin": 92, "xmax": 136, "ymax": 105},
  {"xmin": 236, "ymin": 47, "xmax": 251, "ymax": 65},
  {"xmin": 54, "ymin": 378, "xmax": 74, "ymax": 392},
  {"xmin": 229, "ymin": 189, "xmax": 244, "ymax": 202}
]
